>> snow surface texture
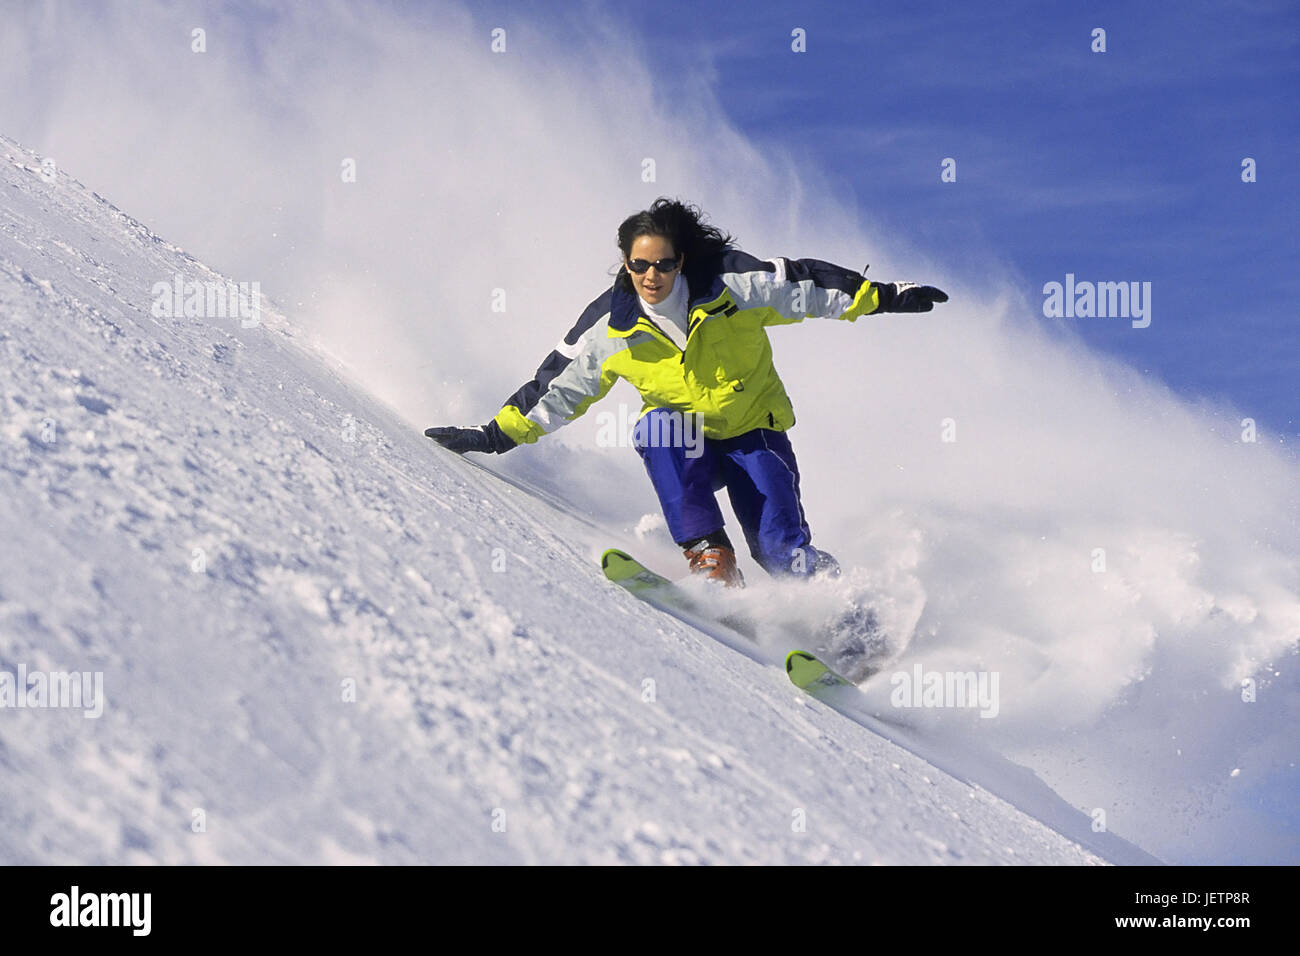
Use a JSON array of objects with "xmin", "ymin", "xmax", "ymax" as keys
[{"xmin": 0, "ymin": 134, "xmax": 1178, "ymax": 865}]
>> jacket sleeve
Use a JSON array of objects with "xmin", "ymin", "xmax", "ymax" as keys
[
  {"xmin": 490, "ymin": 289, "xmax": 622, "ymax": 446},
  {"xmin": 716, "ymin": 249, "xmax": 883, "ymax": 325}
]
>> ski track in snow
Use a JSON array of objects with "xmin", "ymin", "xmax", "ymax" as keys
[{"xmin": 1, "ymin": 133, "xmax": 1147, "ymax": 864}]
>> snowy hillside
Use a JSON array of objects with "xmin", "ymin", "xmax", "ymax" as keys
[{"xmin": 0, "ymin": 133, "xmax": 1173, "ymax": 865}]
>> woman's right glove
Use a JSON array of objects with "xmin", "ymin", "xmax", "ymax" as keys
[{"xmin": 424, "ymin": 422, "xmax": 517, "ymax": 455}]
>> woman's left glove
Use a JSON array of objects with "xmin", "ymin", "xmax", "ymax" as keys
[{"xmin": 875, "ymin": 282, "xmax": 949, "ymax": 313}]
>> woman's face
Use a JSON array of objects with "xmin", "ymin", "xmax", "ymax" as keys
[{"xmin": 626, "ymin": 234, "xmax": 683, "ymax": 306}]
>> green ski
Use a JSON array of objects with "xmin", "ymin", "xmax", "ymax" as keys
[
  {"xmin": 785, "ymin": 649, "xmax": 855, "ymax": 690},
  {"xmin": 601, "ymin": 547, "xmax": 757, "ymax": 638},
  {"xmin": 602, "ymin": 549, "xmax": 863, "ymax": 700}
]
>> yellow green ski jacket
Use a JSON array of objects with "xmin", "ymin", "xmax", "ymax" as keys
[{"xmin": 492, "ymin": 248, "xmax": 884, "ymax": 447}]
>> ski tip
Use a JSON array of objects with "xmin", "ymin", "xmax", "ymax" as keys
[
  {"xmin": 600, "ymin": 548, "xmax": 633, "ymax": 571},
  {"xmin": 785, "ymin": 650, "xmax": 816, "ymax": 674},
  {"xmin": 785, "ymin": 649, "xmax": 822, "ymax": 688},
  {"xmin": 786, "ymin": 649, "xmax": 854, "ymax": 690}
]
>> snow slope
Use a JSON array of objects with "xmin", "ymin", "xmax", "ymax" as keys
[{"xmin": 0, "ymin": 133, "xmax": 1163, "ymax": 865}]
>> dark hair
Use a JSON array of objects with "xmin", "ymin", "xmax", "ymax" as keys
[{"xmin": 614, "ymin": 198, "xmax": 734, "ymax": 292}]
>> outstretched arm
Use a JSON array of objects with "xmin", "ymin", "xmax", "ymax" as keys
[
  {"xmin": 425, "ymin": 290, "xmax": 620, "ymax": 455},
  {"xmin": 718, "ymin": 250, "xmax": 947, "ymax": 323}
]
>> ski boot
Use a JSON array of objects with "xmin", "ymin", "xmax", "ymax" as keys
[{"xmin": 683, "ymin": 534, "xmax": 745, "ymax": 588}]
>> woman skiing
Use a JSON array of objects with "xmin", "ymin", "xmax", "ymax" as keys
[{"xmin": 426, "ymin": 198, "xmax": 947, "ymax": 587}]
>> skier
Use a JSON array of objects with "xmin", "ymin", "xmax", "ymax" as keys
[{"xmin": 426, "ymin": 198, "xmax": 947, "ymax": 587}]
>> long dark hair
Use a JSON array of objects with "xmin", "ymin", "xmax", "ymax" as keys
[{"xmin": 614, "ymin": 198, "xmax": 734, "ymax": 292}]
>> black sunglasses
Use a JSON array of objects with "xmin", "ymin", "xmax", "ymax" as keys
[{"xmin": 626, "ymin": 256, "xmax": 681, "ymax": 274}]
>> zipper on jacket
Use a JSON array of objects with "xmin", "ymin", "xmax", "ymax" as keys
[
  {"xmin": 639, "ymin": 296, "xmax": 729, "ymax": 362},
  {"xmin": 683, "ymin": 296, "xmax": 734, "ymax": 346},
  {"xmin": 636, "ymin": 315, "xmax": 686, "ymax": 362}
]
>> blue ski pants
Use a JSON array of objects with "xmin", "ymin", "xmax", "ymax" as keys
[{"xmin": 633, "ymin": 408, "xmax": 836, "ymax": 577}]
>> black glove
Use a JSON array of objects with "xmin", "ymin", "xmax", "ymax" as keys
[
  {"xmin": 424, "ymin": 422, "xmax": 516, "ymax": 455},
  {"xmin": 875, "ymin": 281, "xmax": 949, "ymax": 313}
]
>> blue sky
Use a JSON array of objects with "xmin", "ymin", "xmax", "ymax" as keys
[
  {"xmin": 4, "ymin": 0, "xmax": 1295, "ymax": 443},
  {"xmin": 469, "ymin": 0, "xmax": 1300, "ymax": 443}
]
